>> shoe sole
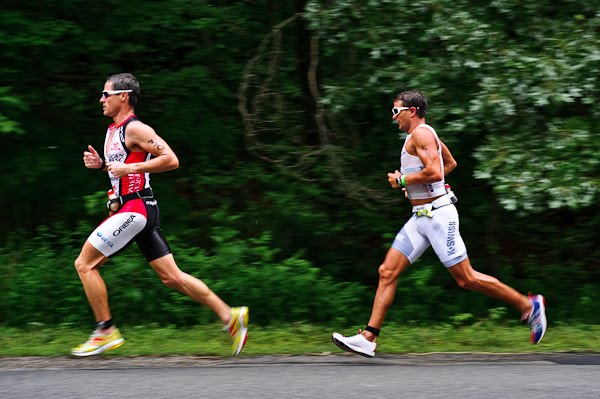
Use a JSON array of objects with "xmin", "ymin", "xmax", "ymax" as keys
[
  {"xmin": 331, "ymin": 334, "xmax": 375, "ymax": 358},
  {"xmin": 71, "ymin": 338, "xmax": 125, "ymax": 357},
  {"xmin": 531, "ymin": 295, "xmax": 547, "ymax": 344}
]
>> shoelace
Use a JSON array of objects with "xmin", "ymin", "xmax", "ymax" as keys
[
  {"xmin": 224, "ymin": 315, "xmax": 240, "ymax": 337},
  {"xmin": 75, "ymin": 331, "xmax": 102, "ymax": 349}
]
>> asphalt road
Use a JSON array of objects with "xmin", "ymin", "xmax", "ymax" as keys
[{"xmin": 1, "ymin": 353, "xmax": 599, "ymax": 399}]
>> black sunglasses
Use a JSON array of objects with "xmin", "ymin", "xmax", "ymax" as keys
[{"xmin": 102, "ymin": 90, "xmax": 132, "ymax": 98}]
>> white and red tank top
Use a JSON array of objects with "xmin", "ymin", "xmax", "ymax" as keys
[
  {"xmin": 400, "ymin": 123, "xmax": 446, "ymax": 200},
  {"xmin": 104, "ymin": 114, "xmax": 152, "ymax": 196}
]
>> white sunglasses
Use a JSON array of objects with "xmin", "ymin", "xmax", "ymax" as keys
[
  {"xmin": 392, "ymin": 106, "xmax": 420, "ymax": 117},
  {"xmin": 392, "ymin": 107, "xmax": 409, "ymax": 116}
]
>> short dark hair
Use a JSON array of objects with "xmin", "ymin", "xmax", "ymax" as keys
[
  {"xmin": 395, "ymin": 90, "xmax": 427, "ymax": 118},
  {"xmin": 107, "ymin": 73, "xmax": 140, "ymax": 107}
]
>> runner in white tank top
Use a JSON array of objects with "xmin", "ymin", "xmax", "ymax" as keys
[
  {"xmin": 400, "ymin": 123, "xmax": 446, "ymax": 200},
  {"xmin": 332, "ymin": 90, "xmax": 546, "ymax": 357}
]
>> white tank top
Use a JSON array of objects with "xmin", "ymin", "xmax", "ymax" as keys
[{"xmin": 400, "ymin": 123, "xmax": 446, "ymax": 200}]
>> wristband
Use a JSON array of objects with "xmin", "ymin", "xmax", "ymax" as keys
[
  {"xmin": 100, "ymin": 159, "xmax": 106, "ymax": 170},
  {"xmin": 396, "ymin": 174, "xmax": 406, "ymax": 187}
]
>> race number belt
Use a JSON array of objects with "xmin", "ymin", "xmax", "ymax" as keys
[
  {"xmin": 107, "ymin": 188, "xmax": 154, "ymax": 211},
  {"xmin": 412, "ymin": 194, "xmax": 452, "ymax": 217}
]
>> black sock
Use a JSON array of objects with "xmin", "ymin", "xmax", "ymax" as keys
[
  {"xmin": 365, "ymin": 325, "xmax": 380, "ymax": 336},
  {"xmin": 97, "ymin": 319, "xmax": 114, "ymax": 330}
]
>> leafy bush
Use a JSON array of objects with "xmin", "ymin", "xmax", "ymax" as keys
[{"xmin": 0, "ymin": 216, "xmax": 371, "ymax": 328}]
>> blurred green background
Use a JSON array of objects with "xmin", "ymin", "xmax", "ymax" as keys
[{"xmin": 1, "ymin": 0, "xmax": 598, "ymax": 330}]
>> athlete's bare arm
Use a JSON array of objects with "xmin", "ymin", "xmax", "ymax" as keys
[
  {"xmin": 403, "ymin": 126, "xmax": 443, "ymax": 186},
  {"xmin": 440, "ymin": 140, "xmax": 457, "ymax": 176},
  {"xmin": 107, "ymin": 121, "xmax": 179, "ymax": 178},
  {"xmin": 387, "ymin": 127, "xmax": 444, "ymax": 189}
]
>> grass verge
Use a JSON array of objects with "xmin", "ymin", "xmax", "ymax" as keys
[{"xmin": 1, "ymin": 323, "xmax": 598, "ymax": 357}]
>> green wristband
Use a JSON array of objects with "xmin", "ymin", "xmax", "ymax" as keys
[{"xmin": 401, "ymin": 175, "xmax": 406, "ymax": 187}]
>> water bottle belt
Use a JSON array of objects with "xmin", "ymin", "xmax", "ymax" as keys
[{"xmin": 412, "ymin": 194, "xmax": 452, "ymax": 217}]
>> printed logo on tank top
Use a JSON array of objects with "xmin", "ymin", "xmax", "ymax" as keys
[{"xmin": 103, "ymin": 115, "xmax": 152, "ymax": 196}]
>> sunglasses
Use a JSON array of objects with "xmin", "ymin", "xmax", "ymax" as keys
[
  {"xmin": 391, "ymin": 106, "xmax": 409, "ymax": 117},
  {"xmin": 102, "ymin": 90, "xmax": 132, "ymax": 98},
  {"xmin": 391, "ymin": 106, "xmax": 420, "ymax": 117}
]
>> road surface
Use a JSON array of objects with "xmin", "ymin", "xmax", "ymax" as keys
[{"xmin": 1, "ymin": 353, "xmax": 599, "ymax": 399}]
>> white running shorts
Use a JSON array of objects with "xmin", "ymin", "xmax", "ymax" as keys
[
  {"xmin": 87, "ymin": 211, "xmax": 147, "ymax": 257},
  {"xmin": 391, "ymin": 204, "xmax": 468, "ymax": 267}
]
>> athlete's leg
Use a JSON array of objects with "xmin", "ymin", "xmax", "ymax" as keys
[
  {"xmin": 149, "ymin": 254, "xmax": 231, "ymax": 322},
  {"xmin": 77, "ymin": 206, "xmax": 147, "ymax": 324},
  {"xmin": 74, "ymin": 241, "xmax": 111, "ymax": 322},
  {"xmin": 332, "ymin": 248, "xmax": 411, "ymax": 356},
  {"xmin": 447, "ymin": 258, "xmax": 532, "ymax": 316},
  {"xmin": 425, "ymin": 205, "xmax": 532, "ymax": 316},
  {"xmin": 332, "ymin": 218, "xmax": 426, "ymax": 356},
  {"xmin": 362, "ymin": 216, "xmax": 428, "ymax": 341},
  {"xmin": 363, "ymin": 248, "xmax": 412, "ymax": 342},
  {"xmin": 71, "ymin": 247, "xmax": 124, "ymax": 357}
]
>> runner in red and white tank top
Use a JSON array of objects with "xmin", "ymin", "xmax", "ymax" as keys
[
  {"xmin": 76, "ymin": 73, "xmax": 249, "ymax": 358},
  {"xmin": 83, "ymin": 112, "xmax": 164, "ymax": 262},
  {"xmin": 104, "ymin": 114, "xmax": 152, "ymax": 196}
]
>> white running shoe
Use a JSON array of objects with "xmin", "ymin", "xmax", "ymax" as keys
[{"xmin": 332, "ymin": 332, "xmax": 376, "ymax": 358}]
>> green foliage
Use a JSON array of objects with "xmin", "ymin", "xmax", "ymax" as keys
[
  {"xmin": 0, "ymin": 87, "xmax": 27, "ymax": 135},
  {"xmin": 304, "ymin": 0, "xmax": 600, "ymax": 212},
  {"xmin": 2, "ymin": 213, "xmax": 598, "ymax": 327},
  {"xmin": 1, "ymin": 1, "xmax": 598, "ymax": 329},
  {"xmin": 474, "ymin": 122, "xmax": 599, "ymax": 213},
  {"xmin": 0, "ymin": 216, "xmax": 371, "ymax": 327}
]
